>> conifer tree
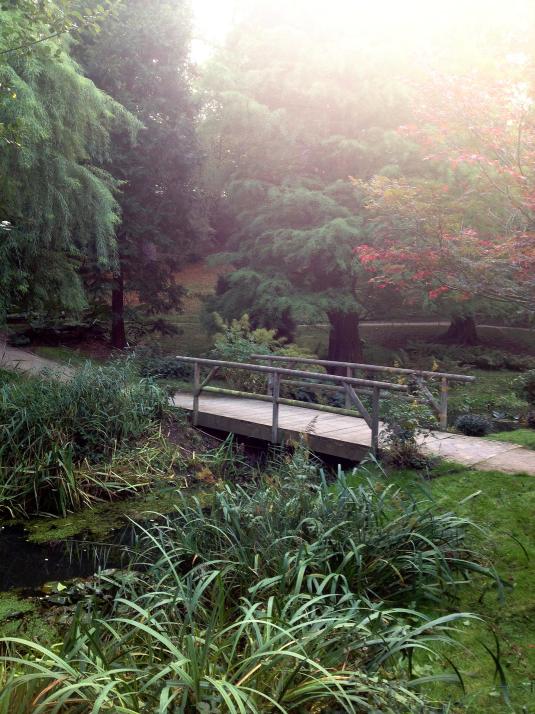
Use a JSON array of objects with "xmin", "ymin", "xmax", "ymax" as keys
[
  {"xmin": 76, "ymin": 0, "xmax": 208, "ymax": 348},
  {"xmin": 201, "ymin": 1, "xmax": 412, "ymax": 363}
]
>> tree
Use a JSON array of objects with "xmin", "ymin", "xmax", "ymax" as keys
[
  {"xmin": 76, "ymin": 0, "xmax": 209, "ymax": 348},
  {"xmin": 0, "ymin": 3, "xmax": 138, "ymax": 320},
  {"xmin": 356, "ymin": 61, "xmax": 535, "ymax": 331},
  {"xmin": 201, "ymin": 0, "xmax": 415, "ymax": 364}
]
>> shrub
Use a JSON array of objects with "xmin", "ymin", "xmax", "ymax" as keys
[
  {"xmin": 211, "ymin": 313, "xmax": 315, "ymax": 394},
  {"xmin": 0, "ymin": 575, "xmax": 466, "ymax": 713},
  {"xmin": 514, "ymin": 369, "xmax": 535, "ymax": 406},
  {"xmin": 138, "ymin": 460, "xmax": 492, "ymax": 607},
  {"xmin": 0, "ymin": 361, "xmax": 167, "ymax": 516},
  {"xmin": 455, "ymin": 413, "xmax": 492, "ymax": 437},
  {"xmin": 381, "ymin": 397, "xmax": 437, "ymax": 468},
  {"xmin": 135, "ymin": 347, "xmax": 192, "ymax": 381}
]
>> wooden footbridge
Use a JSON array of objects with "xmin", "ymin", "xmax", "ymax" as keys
[{"xmin": 171, "ymin": 354, "xmax": 475, "ymax": 462}]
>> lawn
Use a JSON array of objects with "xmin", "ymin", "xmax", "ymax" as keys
[
  {"xmin": 386, "ymin": 462, "xmax": 534, "ymax": 712},
  {"xmin": 488, "ymin": 429, "xmax": 535, "ymax": 450}
]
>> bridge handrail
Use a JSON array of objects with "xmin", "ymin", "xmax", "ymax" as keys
[
  {"xmin": 174, "ymin": 355, "xmax": 408, "ymax": 391},
  {"xmin": 250, "ymin": 354, "xmax": 475, "ymax": 383},
  {"xmin": 174, "ymin": 355, "xmax": 411, "ymax": 456}
]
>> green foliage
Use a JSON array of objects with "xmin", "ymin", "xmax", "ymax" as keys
[
  {"xmin": 0, "ymin": 456, "xmax": 495, "ymax": 712},
  {"xmin": 380, "ymin": 397, "xmax": 437, "ymax": 468},
  {"xmin": 405, "ymin": 342, "xmax": 535, "ymax": 373},
  {"xmin": 0, "ymin": 362, "xmax": 167, "ymax": 516},
  {"xmin": 455, "ymin": 414, "xmax": 493, "ymax": 437},
  {"xmin": 0, "ymin": 584, "xmax": 458, "ymax": 713},
  {"xmin": 0, "ymin": 4, "xmax": 139, "ymax": 319},
  {"xmin": 75, "ymin": 0, "xmax": 210, "ymax": 338},
  {"xmin": 142, "ymin": 457, "xmax": 493, "ymax": 608},
  {"xmin": 210, "ymin": 313, "xmax": 316, "ymax": 393},
  {"xmin": 513, "ymin": 369, "xmax": 535, "ymax": 406},
  {"xmin": 135, "ymin": 347, "xmax": 192, "ymax": 381}
]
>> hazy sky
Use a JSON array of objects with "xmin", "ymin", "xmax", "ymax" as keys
[
  {"xmin": 191, "ymin": 0, "xmax": 534, "ymax": 63},
  {"xmin": 192, "ymin": 0, "xmax": 233, "ymax": 61}
]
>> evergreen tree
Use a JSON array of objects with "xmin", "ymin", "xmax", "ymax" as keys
[
  {"xmin": 76, "ymin": 0, "xmax": 209, "ymax": 348},
  {"xmin": 0, "ymin": 3, "xmax": 137, "ymax": 320},
  {"xmin": 201, "ymin": 1, "xmax": 414, "ymax": 363}
]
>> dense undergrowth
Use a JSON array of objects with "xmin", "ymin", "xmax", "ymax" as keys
[
  {"xmin": 0, "ymin": 362, "xmax": 168, "ymax": 517},
  {"xmin": 0, "ymin": 451, "xmax": 501, "ymax": 713}
]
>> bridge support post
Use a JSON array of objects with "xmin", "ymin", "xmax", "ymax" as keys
[
  {"xmin": 271, "ymin": 371, "xmax": 280, "ymax": 443},
  {"xmin": 345, "ymin": 365, "xmax": 352, "ymax": 408},
  {"xmin": 439, "ymin": 377, "xmax": 449, "ymax": 430}
]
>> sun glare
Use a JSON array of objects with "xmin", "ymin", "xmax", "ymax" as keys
[{"xmin": 192, "ymin": 0, "xmax": 534, "ymax": 63}]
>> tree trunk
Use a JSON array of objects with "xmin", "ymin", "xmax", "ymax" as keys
[
  {"xmin": 438, "ymin": 314, "xmax": 478, "ymax": 345},
  {"xmin": 327, "ymin": 311, "xmax": 363, "ymax": 374},
  {"xmin": 111, "ymin": 272, "xmax": 127, "ymax": 349}
]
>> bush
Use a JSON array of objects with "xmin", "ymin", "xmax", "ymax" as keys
[
  {"xmin": 514, "ymin": 369, "xmax": 535, "ymax": 406},
  {"xmin": 0, "ymin": 361, "xmax": 167, "ymax": 516},
  {"xmin": 211, "ymin": 313, "xmax": 315, "ymax": 393},
  {"xmin": 135, "ymin": 347, "xmax": 192, "ymax": 381},
  {"xmin": 455, "ymin": 413, "xmax": 492, "ymax": 437},
  {"xmin": 381, "ymin": 397, "xmax": 437, "ymax": 468}
]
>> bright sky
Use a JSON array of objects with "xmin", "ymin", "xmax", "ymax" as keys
[
  {"xmin": 191, "ymin": 0, "xmax": 534, "ymax": 63},
  {"xmin": 191, "ymin": 0, "xmax": 233, "ymax": 62}
]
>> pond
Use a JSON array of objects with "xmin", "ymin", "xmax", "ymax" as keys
[{"xmin": 0, "ymin": 523, "xmax": 138, "ymax": 592}]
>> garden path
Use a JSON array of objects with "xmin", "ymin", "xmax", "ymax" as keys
[
  {"xmin": 0, "ymin": 341, "xmax": 73, "ymax": 379},
  {"xmin": 2, "ymin": 341, "xmax": 534, "ymax": 475}
]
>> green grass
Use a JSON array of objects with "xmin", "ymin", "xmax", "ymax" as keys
[
  {"xmin": 385, "ymin": 462, "xmax": 535, "ymax": 712},
  {"xmin": 448, "ymin": 370, "xmax": 527, "ymax": 423},
  {"xmin": 32, "ymin": 345, "xmax": 99, "ymax": 366},
  {"xmin": 487, "ymin": 429, "xmax": 535, "ymax": 450}
]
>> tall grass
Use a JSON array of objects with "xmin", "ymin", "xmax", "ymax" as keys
[
  {"xmin": 0, "ymin": 570, "xmax": 469, "ymax": 713},
  {"xmin": 0, "ymin": 453, "xmax": 497, "ymax": 712},
  {"xmin": 138, "ymin": 464, "xmax": 497, "ymax": 608},
  {"xmin": 0, "ymin": 362, "xmax": 167, "ymax": 517}
]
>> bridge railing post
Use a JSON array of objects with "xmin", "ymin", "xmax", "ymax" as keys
[
  {"xmin": 345, "ymin": 365, "xmax": 352, "ymax": 409},
  {"xmin": 271, "ymin": 370, "xmax": 280, "ymax": 443},
  {"xmin": 371, "ymin": 386, "xmax": 380, "ymax": 457},
  {"xmin": 193, "ymin": 360, "xmax": 200, "ymax": 426},
  {"xmin": 266, "ymin": 357, "xmax": 274, "ymax": 396},
  {"xmin": 439, "ymin": 377, "xmax": 449, "ymax": 430}
]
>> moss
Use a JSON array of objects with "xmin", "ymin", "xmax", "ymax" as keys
[
  {"xmin": 0, "ymin": 594, "xmax": 60, "ymax": 644},
  {"xmin": 25, "ymin": 485, "xmax": 213, "ymax": 544},
  {"xmin": 0, "ymin": 593, "xmax": 35, "ymax": 622}
]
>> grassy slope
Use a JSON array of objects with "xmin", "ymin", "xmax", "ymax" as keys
[
  {"xmin": 488, "ymin": 429, "xmax": 535, "ymax": 450},
  {"xmin": 387, "ymin": 463, "xmax": 535, "ymax": 712}
]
